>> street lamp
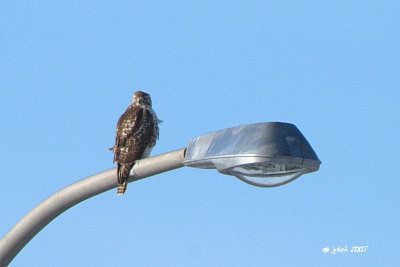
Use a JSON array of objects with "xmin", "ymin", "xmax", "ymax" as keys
[
  {"xmin": 184, "ymin": 122, "xmax": 320, "ymax": 187},
  {"xmin": 0, "ymin": 122, "xmax": 320, "ymax": 266}
]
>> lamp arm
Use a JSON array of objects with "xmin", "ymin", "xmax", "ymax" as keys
[{"xmin": 0, "ymin": 148, "xmax": 186, "ymax": 266}]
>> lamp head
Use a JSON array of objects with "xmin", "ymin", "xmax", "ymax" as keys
[{"xmin": 183, "ymin": 122, "xmax": 321, "ymax": 187}]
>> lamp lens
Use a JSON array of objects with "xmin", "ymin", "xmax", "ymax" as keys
[{"xmin": 225, "ymin": 163, "xmax": 307, "ymax": 187}]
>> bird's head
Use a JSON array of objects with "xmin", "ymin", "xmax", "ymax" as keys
[{"xmin": 131, "ymin": 91, "xmax": 152, "ymax": 106}]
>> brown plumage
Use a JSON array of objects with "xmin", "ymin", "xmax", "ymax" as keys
[{"xmin": 110, "ymin": 91, "xmax": 160, "ymax": 195}]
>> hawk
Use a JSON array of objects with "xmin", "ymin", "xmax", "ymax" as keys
[{"xmin": 110, "ymin": 91, "xmax": 160, "ymax": 195}]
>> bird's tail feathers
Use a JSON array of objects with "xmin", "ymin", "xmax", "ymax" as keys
[
  {"xmin": 117, "ymin": 181, "xmax": 127, "ymax": 195},
  {"xmin": 117, "ymin": 163, "xmax": 134, "ymax": 195}
]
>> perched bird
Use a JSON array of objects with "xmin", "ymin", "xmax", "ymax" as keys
[{"xmin": 110, "ymin": 91, "xmax": 160, "ymax": 195}]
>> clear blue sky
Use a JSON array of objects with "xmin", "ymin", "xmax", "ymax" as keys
[{"xmin": 1, "ymin": 1, "xmax": 399, "ymax": 266}]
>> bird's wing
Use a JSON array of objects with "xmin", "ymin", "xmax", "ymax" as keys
[{"xmin": 114, "ymin": 105, "xmax": 155, "ymax": 164}]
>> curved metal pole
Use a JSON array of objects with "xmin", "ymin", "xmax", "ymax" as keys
[{"xmin": 0, "ymin": 148, "xmax": 186, "ymax": 266}]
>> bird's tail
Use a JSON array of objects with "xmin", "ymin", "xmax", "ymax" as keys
[
  {"xmin": 117, "ymin": 163, "xmax": 134, "ymax": 195},
  {"xmin": 117, "ymin": 181, "xmax": 127, "ymax": 195}
]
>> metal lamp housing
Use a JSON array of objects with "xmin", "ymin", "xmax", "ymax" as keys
[{"xmin": 183, "ymin": 122, "xmax": 321, "ymax": 187}]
